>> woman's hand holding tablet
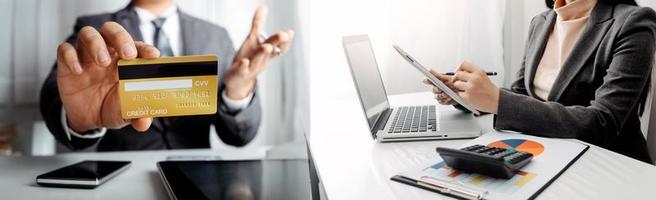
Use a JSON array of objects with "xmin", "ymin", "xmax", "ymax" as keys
[{"xmin": 393, "ymin": 45, "xmax": 482, "ymax": 115}]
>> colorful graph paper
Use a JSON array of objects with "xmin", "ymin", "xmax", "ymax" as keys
[{"xmin": 489, "ymin": 139, "xmax": 545, "ymax": 156}]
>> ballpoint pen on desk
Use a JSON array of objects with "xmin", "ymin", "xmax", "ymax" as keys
[
  {"xmin": 418, "ymin": 176, "xmax": 487, "ymax": 200},
  {"xmin": 260, "ymin": 33, "xmax": 282, "ymax": 56},
  {"xmin": 391, "ymin": 175, "xmax": 487, "ymax": 200},
  {"xmin": 443, "ymin": 72, "xmax": 498, "ymax": 76}
]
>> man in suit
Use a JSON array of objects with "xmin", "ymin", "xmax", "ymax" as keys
[{"xmin": 39, "ymin": 0, "xmax": 294, "ymax": 151}]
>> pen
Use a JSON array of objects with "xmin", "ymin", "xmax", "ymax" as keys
[
  {"xmin": 259, "ymin": 33, "xmax": 282, "ymax": 56},
  {"xmin": 418, "ymin": 176, "xmax": 487, "ymax": 200},
  {"xmin": 443, "ymin": 72, "xmax": 497, "ymax": 76},
  {"xmin": 391, "ymin": 175, "xmax": 486, "ymax": 200}
]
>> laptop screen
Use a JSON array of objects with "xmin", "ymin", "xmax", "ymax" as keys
[{"xmin": 343, "ymin": 35, "xmax": 390, "ymax": 129}]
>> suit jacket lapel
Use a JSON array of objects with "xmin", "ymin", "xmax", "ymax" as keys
[
  {"xmin": 526, "ymin": 11, "xmax": 556, "ymax": 99},
  {"xmin": 115, "ymin": 6, "xmax": 144, "ymax": 42},
  {"xmin": 548, "ymin": 2, "xmax": 614, "ymax": 101},
  {"xmin": 179, "ymin": 11, "xmax": 198, "ymax": 56}
]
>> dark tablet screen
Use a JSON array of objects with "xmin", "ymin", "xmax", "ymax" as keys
[{"xmin": 158, "ymin": 159, "xmax": 311, "ymax": 200}]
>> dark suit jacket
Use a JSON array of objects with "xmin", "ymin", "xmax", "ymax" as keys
[
  {"xmin": 39, "ymin": 6, "xmax": 262, "ymax": 151},
  {"xmin": 495, "ymin": 2, "xmax": 656, "ymax": 163}
]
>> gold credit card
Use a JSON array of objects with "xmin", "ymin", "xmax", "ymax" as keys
[{"xmin": 118, "ymin": 55, "xmax": 219, "ymax": 119}]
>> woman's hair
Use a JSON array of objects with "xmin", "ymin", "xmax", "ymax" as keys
[{"xmin": 545, "ymin": 0, "xmax": 638, "ymax": 8}]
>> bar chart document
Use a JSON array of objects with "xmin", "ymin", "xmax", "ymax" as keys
[{"xmin": 394, "ymin": 132, "xmax": 588, "ymax": 200}]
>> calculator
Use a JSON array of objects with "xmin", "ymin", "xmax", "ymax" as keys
[{"xmin": 436, "ymin": 144, "xmax": 533, "ymax": 179}]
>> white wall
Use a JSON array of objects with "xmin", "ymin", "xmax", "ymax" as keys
[
  {"xmin": 0, "ymin": 0, "xmax": 13, "ymax": 105},
  {"xmin": 638, "ymin": 0, "xmax": 656, "ymax": 10},
  {"xmin": 310, "ymin": 0, "xmax": 508, "ymax": 104},
  {"xmin": 503, "ymin": 0, "xmax": 548, "ymax": 87}
]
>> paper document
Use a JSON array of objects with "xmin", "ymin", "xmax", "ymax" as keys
[{"xmin": 394, "ymin": 132, "xmax": 588, "ymax": 200}]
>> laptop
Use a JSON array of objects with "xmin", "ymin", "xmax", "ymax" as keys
[{"xmin": 342, "ymin": 35, "xmax": 482, "ymax": 142}]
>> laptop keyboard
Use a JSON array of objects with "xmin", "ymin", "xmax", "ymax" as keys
[{"xmin": 388, "ymin": 106, "xmax": 438, "ymax": 133}]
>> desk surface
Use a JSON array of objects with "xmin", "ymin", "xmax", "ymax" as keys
[
  {"xmin": 0, "ymin": 143, "xmax": 307, "ymax": 199},
  {"xmin": 309, "ymin": 92, "xmax": 656, "ymax": 200}
]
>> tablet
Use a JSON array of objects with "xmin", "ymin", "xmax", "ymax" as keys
[
  {"xmin": 157, "ymin": 159, "xmax": 311, "ymax": 200},
  {"xmin": 393, "ymin": 45, "xmax": 480, "ymax": 115}
]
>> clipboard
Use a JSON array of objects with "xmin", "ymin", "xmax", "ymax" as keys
[{"xmin": 391, "ymin": 132, "xmax": 589, "ymax": 200}]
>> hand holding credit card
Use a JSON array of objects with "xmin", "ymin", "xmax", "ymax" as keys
[
  {"xmin": 118, "ymin": 55, "xmax": 219, "ymax": 119},
  {"xmin": 55, "ymin": 21, "xmax": 161, "ymax": 133}
]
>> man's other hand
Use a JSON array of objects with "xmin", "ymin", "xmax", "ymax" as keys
[{"xmin": 223, "ymin": 5, "xmax": 295, "ymax": 100}]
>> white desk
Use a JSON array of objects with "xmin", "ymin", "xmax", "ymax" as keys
[
  {"xmin": 0, "ymin": 143, "xmax": 307, "ymax": 199},
  {"xmin": 309, "ymin": 92, "xmax": 656, "ymax": 199}
]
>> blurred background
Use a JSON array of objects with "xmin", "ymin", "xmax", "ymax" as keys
[
  {"xmin": 0, "ymin": 0, "xmax": 309, "ymax": 155},
  {"xmin": 311, "ymin": 0, "xmax": 656, "ymax": 98}
]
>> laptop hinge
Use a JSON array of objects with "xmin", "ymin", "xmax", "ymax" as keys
[{"xmin": 371, "ymin": 108, "xmax": 393, "ymax": 139}]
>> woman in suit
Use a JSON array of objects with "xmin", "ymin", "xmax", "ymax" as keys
[{"xmin": 427, "ymin": 0, "xmax": 656, "ymax": 163}]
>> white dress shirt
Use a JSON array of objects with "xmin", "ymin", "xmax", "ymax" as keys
[
  {"xmin": 62, "ymin": 4, "xmax": 253, "ymax": 140},
  {"xmin": 134, "ymin": 6, "xmax": 182, "ymax": 56}
]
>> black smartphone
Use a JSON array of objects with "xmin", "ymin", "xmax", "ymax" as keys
[{"xmin": 36, "ymin": 160, "xmax": 131, "ymax": 189}]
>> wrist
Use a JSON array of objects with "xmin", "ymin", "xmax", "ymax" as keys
[
  {"xmin": 225, "ymin": 80, "xmax": 255, "ymax": 100},
  {"xmin": 491, "ymin": 89, "xmax": 500, "ymax": 114},
  {"xmin": 67, "ymin": 117, "xmax": 98, "ymax": 134}
]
